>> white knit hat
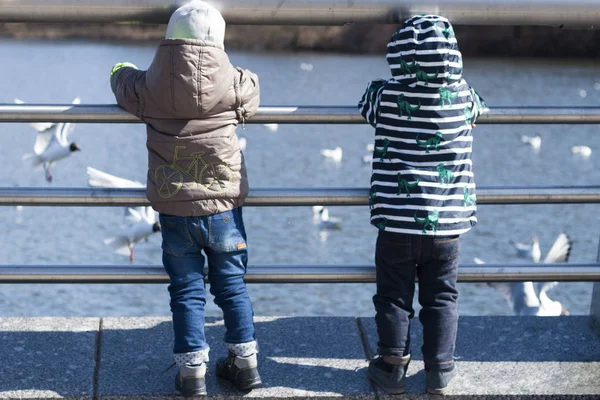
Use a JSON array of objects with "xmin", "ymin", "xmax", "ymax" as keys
[{"xmin": 165, "ymin": 0, "xmax": 226, "ymax": 49}]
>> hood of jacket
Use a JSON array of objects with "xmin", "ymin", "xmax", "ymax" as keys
[
  {"xmin": 386, "ymin": 15, "xmax": 463, "ymax": 87},
  {"xmin": 144, "ymin": 38, "xmax": 235, "ymax": 119},
  {"xmin": 165, "ymin": 0, "xmax": 225, "ymax": 49}
]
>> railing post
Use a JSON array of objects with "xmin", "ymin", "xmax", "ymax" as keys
[{"xmin": 591, "ymin": 236, "xmax": 600, "ymax": 336}]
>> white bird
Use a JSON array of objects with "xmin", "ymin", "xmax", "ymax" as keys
[
  {"xmin": 366, "ymin": 143, "xmax": 375, "ymax": 152},
  {"xmin": 479, "ymin": 232, "xmax": 572, "ymax": 316},
  {"xmin": 238, "ymin": 136, "xmax": 247, "ymax": 151},
  {"xmin": 312, "ymin": 205, "xmax": 325, "ymax": 222},
  {"xmin": 86, "ymin": 166, "xmax": 145, "ymax": 189},
  {"xmin": 571, "ymin": 145, "xmax": 592, "ymax": 157},
  {"xmin": 14, "ymin": 98, "xmax": 55, "ymax": 133},
  {"xmin": 509, "ymin": 236, "xmax": 541, "ymax": 262},
  {"xmin": 317, "ymin": 207, "xmax": 342, "ymax": 230},
  {"xmin": 22, "ymin": 97, "xmax": 81, "ymax": 182},
  {"xmin": 86, "ymin": 167, "xmax": 145, "ymax": 216},
  {"xmin": 263, "ymin": 124, "xmax": 279, "ymax": 132},
  {"xmin": 320, "ymin": 146, "xmax": 343, "ymax": 162},
  {"xmin": 104, "ymin": 206, "xmax": 161, "ymax": 262},
  {"xmin": 521, "ymin": 134, "xmax": 542, "ymax": 149},
  {"xmin": 362, "ymin": 154, "xmax": 373, "ymax": 164},
  {"xmin": 300, "ymin": 62, "xmax": 314, "ymax": 72}
]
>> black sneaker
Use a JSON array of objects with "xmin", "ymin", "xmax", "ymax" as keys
[
  {"xmin": 367, "ymin": 354, "xmax": 411, "ymax": 394},
  {"xmin": 426, "ymin": 364, "xmax": 457, "ymax": 395},
  {"xmin": 216, "ymin": 351, "xmax": 262, "ymax": 391},
  {"xmin": 174, "ymin": 364, "xmax": 207, "ymax": 398}
]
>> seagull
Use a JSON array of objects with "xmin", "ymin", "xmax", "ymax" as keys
[
  {"xmin": 238, "ymin": 136, "xmax": 247, "ymax": 151},
  {"xmin": 509, "ymin": 236, "xmax": 541, "ymax": 262},
  {"xmin": 104, "ymin": 206, "xmax": 161, "ymax": 262},
  {"xmin": 362, "ymin": 154, "xmax": 373, "ymax": 164},
  {"xmin": 86, "ymin": 167, "xmax": 145, "ymax": 216},
  {"xmin": 14, "ymin": 98, "xmax": 55, "ymax": 133},
  {"xmin": 478, "ymin": 232, "xmax": 572, "ymax": 316},
  {"xmin": 320, "ymin": 146, "xmax": 343, "ymax": 162},
  {"xmin": 263, "ymin": 124, "xmax": 279, "ymax": 132},
  {"xmin": 317, "ymin": 207, "xmax": 342, "ymax": 230},
  {"xmin": 366, "ymin": 143, "xmax": 375, "ymax": 152},
  {"xmin": 300, "ymin": 63, "xmax": 314, "ymax": 72},
  {"xmin": 571, "ymin": 145, "xmax": 592, "ymax": 157},
  {"xmin": 312, "ymin": 205, "xmax": 325, "ymax": 222},
  {"xmin": 22, "ymin": 97, "xmax": 81, "ymax": 182},
  {"xmin": 521, "ymin": 134, "xmax": 542, "ymax": 150},
  {"xmin": 86, "ymin": 166, "xmax": 145, "ymax": 189}
]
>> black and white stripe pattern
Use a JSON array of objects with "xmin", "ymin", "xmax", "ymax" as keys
[{"xmin": 359, "ymin": 15, "xmax": 485, "ymax": 236}]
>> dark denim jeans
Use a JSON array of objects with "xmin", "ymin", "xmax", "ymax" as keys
[
  {"xmin": 159, "ymin": 207, "xmax": 255, "ymax": 355},
  {"xmin": 373, "ymin": 230, "xmax": 460, "ymax": 370}
]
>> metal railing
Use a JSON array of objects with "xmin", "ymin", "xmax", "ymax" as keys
[
  {"xmin": 0, "ymin": 0, "xmax": 599, "ymax": 27},
  {"xmin": 1, "ymin": 263, "xmax": 598, "ymax": 284},
  {"xmin": 0, "ymin": 2, "xmax": 598, "ymax": 300},
  {"xmin": 3, "ymin": 104, "xmax": 600, "ymax": 125}
]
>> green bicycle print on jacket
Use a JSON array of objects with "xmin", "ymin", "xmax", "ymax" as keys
[{"xmin": 155, "ymin": 145, "xmax": 233, "ymax": 199}]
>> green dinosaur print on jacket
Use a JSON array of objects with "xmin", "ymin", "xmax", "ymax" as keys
[
  {"xmin": 463, "ymin": 107, "xmax": 473, "ymax": 126},
  {"xmin": 416, "ymin": 70, "xmax": 439, "ymax": 86},
  {"xmin": 399, "ymin": 59, "xmax": 419, "ymax": 75},
  {"xmin": 416, "ymin": 131, "xmax": 444, "ymax": 153},
  {"xmin": 463, "ymin": 187, "xmax": 476, "ymax": 207},
  {"xmin": 439, "ymin": 87, "xmax": 459, "ymax": 107},
  {"xmin": 436, "ymin": 163, "xmax": 454, "ymax": 184},
  {"xmin": 374, "ymin": 138, "xmax": 391, "ymax": 161},
  {"xmin": 397, "ymin": 94, "xmax": 421, "ymax": 120},
  {"xmin": 369, "ymin": 189, "xmax": 377, "ymax": 209},
  {"xmin": 397, "ymin": 176, "xmax": 420, "ymax": 197},
  {"xmin": 414, "ymin": 210, "xmax": 440, "ymax": 233},
  {"xmin": 435, "ymin": 24, "xmax": 454, "ymax": 39},
  {"xmin": 375, "ymin": 218, "xmax": 388, "ymax": 231},
  {"xmin": 368, "ymin": 80, "xmax": 385, "ymax": 102}
]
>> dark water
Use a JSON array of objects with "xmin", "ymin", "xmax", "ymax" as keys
[{"xmin": 0, "ymin": 39, "xmax": 598, "ymax": 317}]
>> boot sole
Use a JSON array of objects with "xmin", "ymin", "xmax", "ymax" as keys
[
  {"xmin": 368, "ymin": 376, "xmax": 406, "ymax": 394},
  {"xmin": 237, "ymin": 376, "xmax": 263, "ymax": 391},
  {"xmin": 427, "ymin": 387, "xmax": 449, "ymax": 395}
]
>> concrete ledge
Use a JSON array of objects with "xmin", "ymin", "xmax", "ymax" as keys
[
  {"xmin": 359, "ymin": 316, "xmax": 600, "ymax": 399},
  {"xmin": 0, "ymin": 317, "xmax": 98, "ymax": 399},
  {"xmin": 1, "ymin": 316, "xmax": 599, "ymax": 399},
  {"xmin": 98, "ymin": 316, "xmax": 371, "ymax": 399}
]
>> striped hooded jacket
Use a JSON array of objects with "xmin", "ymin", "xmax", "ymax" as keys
[{"xmin": 358, "ymin": 15, "xmax": 485, "ymax": 236}]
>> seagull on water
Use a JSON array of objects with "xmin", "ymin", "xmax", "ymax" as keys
[
  {"xmin": 104, "ymin": 206, "xmax": 161, "ymax": 262},
  {"xmin": 521, "ymin": 134, "xmax": 542, "ymax": 150},
  {"xmin": 478, "ymin": 232, "xmax": 572, "ymax": 316},
  {"xmin": 320, "ymin": 146, "xmax": 343, "ymax": 162},
  {"xmin": 316, "ymin": 206, "xmax": 342, "ymax": 230},
  {"xmin": 263, "ymin": 124, "xmax": 279, "ymax": 132},
  {"xmin": 571, "ymin": 145, "xmax": 592, "ymax": 157}
]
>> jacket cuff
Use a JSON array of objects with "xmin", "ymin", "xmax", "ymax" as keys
[{"xmin": 110, "ymin": 62, "xmax": 138, "ymax": 78}]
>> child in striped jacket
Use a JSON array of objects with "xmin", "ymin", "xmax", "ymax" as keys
[{"xmin": 358, "ymin": 15, "xmax": 485, "ymax": 395}]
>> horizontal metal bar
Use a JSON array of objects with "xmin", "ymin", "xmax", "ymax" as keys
[
  {"xmin": 3, "ymin": 105, "xmax": 600, "ymax": 125},
  {"xmin": 1, "ymin": 186, "xmax": 599, "ymax": 207},
  {"xmin": 1, "ymin": 263, "xmax": 599, "ymax": 284},
  {"xmin": 0, "ymin": 0, "xmax": 599, "ymax": 27}
]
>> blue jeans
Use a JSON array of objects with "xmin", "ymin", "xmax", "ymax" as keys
[
  {"xmin": 373, "ymin": 231, "xmax": 460, "ymax": 370},
  {"xmin": 159, "ymin": 207, "xmax": 255, "ymax": 355}
]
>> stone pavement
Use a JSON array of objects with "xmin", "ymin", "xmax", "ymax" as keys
[{"xmin": 1, "ymin": 316, "xmax": 599, "ymax": 399}]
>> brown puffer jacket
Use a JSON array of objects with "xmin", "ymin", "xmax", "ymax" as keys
[{"xmin": 111, "ymin": 39, "xmax": 260, "ymax": 216}]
